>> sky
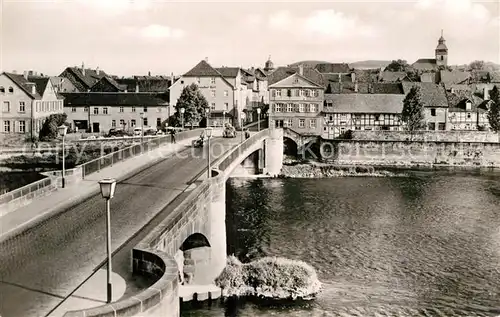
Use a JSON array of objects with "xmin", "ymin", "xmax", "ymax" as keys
[{"xmin": 1, "ymin": 0, "xmax": 499, "ymax": 77}]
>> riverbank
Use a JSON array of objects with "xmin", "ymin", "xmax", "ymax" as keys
[{"xmin": 280, "ymin": 162, "xmax": 406, "ymax": 178}]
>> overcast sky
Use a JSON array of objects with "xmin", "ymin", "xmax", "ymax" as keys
[{"xmin": 1, "ymin": 0, "xmax": 499, "ymax": 77}]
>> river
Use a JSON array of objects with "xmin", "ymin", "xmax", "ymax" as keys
[{"xmin": 183, "ymin": 169, "xmax": 500, "ymax": 317}]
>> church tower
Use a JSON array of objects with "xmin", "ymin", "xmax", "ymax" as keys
[
  {"xmin": 264, "ymin": 55, "xmax": 274, "ymax": 72},
  {"xmin": 435, "ymin": 30, "xmax": 448, "ymax": 67}
]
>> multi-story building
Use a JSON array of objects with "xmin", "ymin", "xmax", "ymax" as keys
[
  {"xmin": 1, "ymin": 72, "xmax": 64, "ymax": 139},
  {"xmin": 402, "ymin": 82, "xmax": 449, "ymax": 131},
  {"xmin": 169, "ymin": 60, "xmax": 249, "ymax": 127},
  {"xmin": 61, "ymin": 92, "xmax": 169, "ymax": 133},
  {"xmin": 323, "ymin": 93, "xmax": 405, "ymax": 138},
  {"xmin": 446, "ymin": 90, "xmax": 490, "ymax": 131},
  {"xmin": 268, "ymin": 65, "xmax": 324, "ymax": 135}
]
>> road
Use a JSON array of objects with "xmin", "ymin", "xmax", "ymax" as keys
[{"xmin": 0, "ymin": 136, "xmax": 240, "ymax": 317}]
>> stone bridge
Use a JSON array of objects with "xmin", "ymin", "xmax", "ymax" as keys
[
  {"xmin": 282, "ymin": 127, "xmax": 320, "ymax": 156},
  {"xmin": 63, "ymin": 128, "xmax": 284, "ymax": 317}
]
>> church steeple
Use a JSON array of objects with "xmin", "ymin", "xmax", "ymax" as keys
[
  {"xmin": 435, "ymin": 30, "xmax": 448, "ymax": 67},
  {"xmin": 264, "ymin": 55, "xmax": 274, "ymax": 72}
]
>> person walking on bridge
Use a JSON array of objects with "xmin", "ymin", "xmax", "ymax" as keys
[{"xmin": 170, "ymin": 128, "xmax": 176, "ymax": 144}]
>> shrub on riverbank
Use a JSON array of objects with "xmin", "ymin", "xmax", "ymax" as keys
[
  {"xmin": 280, "ymin": 163, "xmax": 401, "ymax": 178},
  {"xmin": 215, "ymin": 256, "xmax": 321, "ymax": 300}
]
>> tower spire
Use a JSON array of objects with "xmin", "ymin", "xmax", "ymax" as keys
[{"xmin": 441, "ymin": 29, "xmax": 443, "ymax": 37}]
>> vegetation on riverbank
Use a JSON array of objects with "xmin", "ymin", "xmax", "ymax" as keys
[
  {"xmin": 215, "ymin": 256, "xmax": 322, "ymax": 300},
  {"xmin": 280, "ymin": 161, "xmax": 404, "ymax": 178},
  {"xmin": 0, "ymin": 142, "xmax": 136, "ymax": 171},
  {"xmin": 0, "ymin": 171, "xmax": 47, "ymax": 194}
]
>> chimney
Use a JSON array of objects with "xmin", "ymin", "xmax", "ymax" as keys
[
  {"xmin": 298, "ymin": 64, "xmax": 303, "ymax": 76},
  {"xmin": 23, "ymin": 71, "xmax": 28, "ymax": 80},
  {"xmin": 82, "ymin": 62, "xmax": 85, "ymax": 76},
  {"xmin": 96, "ymin": 67, "xmax": 100, "ymax": 75},
  {"xmin": 148, "ymin": 71, "xmax": 151, "ymax": 76},
  {"xmin": 205, "ymin": 57, "xmax": 208, "ymax": 62},
  {"xmin": 484, "ymin": 87, "xmax": 490, "ymax": 100},
  {"xmin": 170, "ymin": 72, "xmax": 174, "ymax": 86},
  {"xmin": 135, "ymin": 82, "xmax": 140, "ymax": 93},
  {"xmin": 466, "ymin": 100, "xmax": 472, "ymax": 111},
  {"xmin": 351, "ymin": 72, "xmax": 356, "ymax": 83}
]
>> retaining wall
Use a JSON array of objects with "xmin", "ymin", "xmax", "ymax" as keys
[{"xmin": 352, "ymin": 130, "xmax": 500, "ymax": 143}]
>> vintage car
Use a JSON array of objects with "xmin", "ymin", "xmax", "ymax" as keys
[{"xmin": 223, "ymin": 124, "xmax": 236, "ymax": 138}]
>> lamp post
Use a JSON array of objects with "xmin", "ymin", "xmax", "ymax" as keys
[
  {"xmin": 205, "ymin": 107, "xmax": 210, "ymax": 128},
  {"xmin": 180, "ymin": 107, "xmax": 185, "ymax": 129},
  {"xmin": 222, "ymin": 110, "xmax": 226, "ymax": 126},
  {"xmin": 205, "ymin": 127, "xmax": 212, "ymax": 178},
  {"xmin": 140, "ymin": 112, "xmax": 145, "ymax": 146},
  {"xmin": 57, "ymin": 125, "xmax": 68, "ymax": 188},
  {"xmin": 240, "ymin": 112, "xmax": 246, "ymax": 143},
  {"xmin": 98, "ymin": 178, "xmax": 117, "ymax": 304},
  {"xmin": 256, "ymin": 108, "xmax": 261, "ymax": 132}
]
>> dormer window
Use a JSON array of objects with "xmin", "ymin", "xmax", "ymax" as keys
[
  {"xmin": 293, "ymin": 78, "xmax": 299, "ymax": 84},
  {"xmin": 465, "ymin": 101, "xmax": 472, "ymax": 111}
]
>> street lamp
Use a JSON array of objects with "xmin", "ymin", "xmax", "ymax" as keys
[
  {"xmin": 180, "ymin": 107, "xmax": 185, "ymax": 129},
  {"xmin": 256, "ymin": 108, "xmax": 261, "ymax": 132},
  {"xmin": 205, "ymin": 107, "xmax": 210, "ymax": 128},
  {"xmin": 222, "ymin": 110, "xmax": 226, "ymax": 126},
  {"xmin": 58, "ymin": 125, "xmax": 68, "ymax": 188},
  {"xmin": 98, "ymin": 178, "xmax": 117, "ymax": 304},
  {"xmin": 205, "ymin": 127, "xmax": 212, "ymax": 178},
  {"xmin": 240, "ymin": 112, "xmax": 246, "ymax": 143},
  {"xmin": 139, "ymin": 112, "xmax": 145, "ymax": 145}
]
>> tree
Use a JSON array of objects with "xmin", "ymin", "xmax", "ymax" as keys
[
  {"xmin": 468, "ymin": 60, "xmax": 485, "ymax": 71},
  {"xmin": 401, "ymin": 86, "xmax": 426, "ymax": 138},
  {"xmin": 174, "ymin": 83, "xmax": 208, "ymax": 128},
  {"xmin": 385, "ymin": 59, "xmax": 410, "ymax": 72},
  {"xmin": 39, "ymin": 113, "xmax": 68, "ymax": 141},
  {"xmin": 487, "ymin": 85, "xmax": 500, "ymax": 132}
]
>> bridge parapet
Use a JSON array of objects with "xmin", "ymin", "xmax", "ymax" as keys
[{"xmin": 63, "ymin": 128, "xmax": 283, "ymax": 317}]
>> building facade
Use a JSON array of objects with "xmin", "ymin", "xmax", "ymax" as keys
[
  {"xmin": 1, "ymin": 72, "xmax": 64, "ymax": 138},
  {"xmin": 62, "ymin": 93, "xmax": 169, "ymax": 133},
  {"xmin": 323, "ymin": 94, "xmax": 405, "ymax": 138},
  {"xmin": 402, "ymin": 82, "xmax": 449, "ymax": 131},
  {"xmin": 268, "ymin": 71, "xmax": 324, "ymax": 136},
  {"xmin": 446, "ymin": 90, "xmax": 490, "ymax": 131}
]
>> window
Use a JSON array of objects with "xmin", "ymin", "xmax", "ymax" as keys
[
  {"xmin": 299, "ymin": 104, "xmax": 305, "ymax": 113},
  {"xmin": 276, "ymin": 89, "xmax": 282, "ymax": 97},
  {"xmin": 143, "ymin": 118, "xmax": 148, "ymax": 126},
  {"xmin": 305, "ymin": 90, "xmax": 310, "ymax": 97},
  {"xmin": 299, "ymin": 119, "xmax": 305, "ymax": 128},
  {"xmin": 271, "ymin": 89, "xmax": 276, "ymax": 97},
  {"xmin": 287, "ymin": 89, "xmax": 292, "ymax": 97},
  {"xmin": 309, "ymin": 119, "xmax": 316, "ymax": 128},
  {"xmin": 132, "ymin": 106, "xmax": 136, "ymax": 112},
  {"xmin": 293, "ymin": 78, "xmax": 299, "ymax": 84},
  {"xmin": 103, "ymin": 107, "xmax": 108, "ymax": 115},
  {"xmin": 428, "ymin": 122, "xmax": 436, "ymax": 130},
  {"xmin": 286, "ymin": 104, "xmax": 293, "ymax": 112},
  {"xmin": 430, "ymin": 109, "xmax": 436, "ymax": 116},
  {"xmin": 0, "ymin": 87, "xmax": 4, "ymax": 94},
  {"xmin": 309, "ymin": 104, "xmax": 316, "ymax": 112},
  {"xmin": 3, "ymin": 101, "xmax": 10, "ymax": 112},
  {"xmin": 157, "ymin": 107, "xmax": 162, "ymax": 112},
  {"xmin": 19, "ymin": 101, "xmax": 25, "ymax": 112},
  {"xmin": 224, "ymin": 90, "xmax": 228, "ymax": 97},
  {"xmin": 300, "ymin": 90, "xmax": 305, "ymax": 97},
  {"xmin": 93, "ymin": 107, "xmax": 99, "ymax": 115},
  {"xmin": 312, "ymin": 90, "xmax": 319, "ymax": 97},
  {"xmin": 224, "ymin": 103, "xmax": 229, "ymax": 110},
  {"xmin": 119, "ymin": 106, "xmax": 124, "ymax": 113},
  {"xmin": 157, "ymin": 118, "xmax": 161, "ymax": 127},
  {"xmin": 196, "ymin": 77, "xmax": 201, "ymax": 84},
  {"xmin": 274, "ymin": 103, "xmax": 283, "ymax": 112},
  {"xmin": 211, "ymin": 102, "xmax": 216, "ymax": 110},
  {"xmin": 4, "ymin": 120, "xmax": 10, "ymax": 132},
  {"xmin": 294, "ymin": 89, "xmax": 300, "ymax": 97},
  {"xmin": 19, "ymin": 120, "xmax": 26, "ymax": 133},
  {"xmin": 438, "ymin": 123, "xmax": 446, "ymax": 130},
  {"xmin": 8, "ymin": 87, "xmax": 13, "ymax": 93},
  {"xmin": 181, "ymin": 80, "xmax": 184, "ymax": 84},
  {"xmin": 143, "ymin": 106, "xmax": 147, "ymax": 112},
  {"xmin": 131, "ymin": 119, "xmax": 136, "ymax": 127},
  {"xmin": 84, "ymin": 107, "xmax": 88, "ymax": 112},
  {"xmin": 211, "ymin": 90, "xmax": 216, "ymax": 97},
  {"xmin": 211, "ymin": 77, "xmax": 216, "ymax": 84},
  {"xmin": 284, "ymin": 119, "xmax": 293, "ymax": 127},
  {"xmin": 120, "ymin": 119, "xmax": 125, "ymax": 126},
  {"xmin": 71, "ymin": 107, "xmax": 76, "ymax": 112},
  {"xmin": 112, "ymin": 120, "xmax": 116, "ymax": 127}
]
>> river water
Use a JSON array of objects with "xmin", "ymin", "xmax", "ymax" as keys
[{"xmin": 183, "ymin": 170, "xmax": 500, "ymax": 317}]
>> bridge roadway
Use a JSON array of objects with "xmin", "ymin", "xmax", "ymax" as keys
[{"xmin": 0, "ymin": 136, "xmax": 240, "ymax": 317}]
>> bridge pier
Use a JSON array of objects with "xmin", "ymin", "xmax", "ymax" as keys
[
  {"xmin": 208, "ymin": 177, "xmax": 227, "ymax": 282},
  {"xmin": 263, "ymin": 128, "xmax": 284, "ymax": 177}
]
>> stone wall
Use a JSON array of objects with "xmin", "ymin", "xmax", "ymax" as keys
[
  {"xmin": 0, "ymin": 176, "xmax": 57, "ymax": 216},
  {"xmin": 331, "ymin": 140, "xmax": 500, "ymax": 167},
  {"xmin": 352, "ymin": 130, "xmax": 499, "ymax": 143}
]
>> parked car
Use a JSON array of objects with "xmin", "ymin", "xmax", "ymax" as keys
[
  {"xmin": 223, "ymin": 124, "xmax": 236, "ymax": 138},
  {"xmin": 107, "ymin": 128, "xmax": 129, "ymax": 137}
]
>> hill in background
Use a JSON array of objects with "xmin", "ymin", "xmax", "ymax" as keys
[{"xmin": 288, "ymin": 60, "xmax": 390, "ymax": 70}]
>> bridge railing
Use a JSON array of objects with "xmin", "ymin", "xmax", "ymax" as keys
[{"xmin": 217, "ymin": 129, "xmax": 271, "ymax": 172}]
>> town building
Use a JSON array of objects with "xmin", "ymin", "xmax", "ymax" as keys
[
  {"xmin": 412, "ymin": 31, "xmax": 448, "ymax": 71},
  {"xmin": 114, "ymin": 75, "xmax": 172, "ymax": 93},
  {"xmin": 59, "ymin": 63, "xmax": 108, "ymax": 92},
  {"xmin": 239, "ymin": 67, "xmax": 269, "ymax": 122},
  {"xmin": 61, "ymin": 92, "xmax": 169, "ymax": 133},
  {"xmin": 267, "ymin": 65, "xmax": 324, "ymax": 135},
  {"xmin": 322, "ymin": 92, "xmax": 405, "ymax": 138},
  {"xmin": 169, "ymin": 60, "xmax": 251, "ymax": 127},
  {"xmin": 0, "ymin": 72, "xmax": 64, "ymax": 139},
  {"xmin": 402, "ymin": 82, "xmax": 449, "ymax": 131},
  {"xmin": 446, "ymin": 90, "xmax": 490, "ymax": 131}
]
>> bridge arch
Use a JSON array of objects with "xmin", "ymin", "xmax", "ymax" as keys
[{"xmin": 283, "ymin": 137, "xmax": 298, "ymax": 157}]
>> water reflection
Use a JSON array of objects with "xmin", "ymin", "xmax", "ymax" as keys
[{"xmin": 184, "ymin": 173, "xmax": 500, "ymax": 317}]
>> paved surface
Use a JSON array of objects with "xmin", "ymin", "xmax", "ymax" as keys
[{"xmin": 0, "ymin": 135, "xmax": 242, "ymax": 317}]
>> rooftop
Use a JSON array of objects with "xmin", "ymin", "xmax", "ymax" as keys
[
  {"xmin": 61, "ymin": 92, "xmax": 169, "ymax": 106},
  {"xmin": 402, "ymin": 82, "xmax": 448, "ymax": 108},
  {"xmin": 324, "ymin": 93, "xmax": 405, "ymax": 113}
]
